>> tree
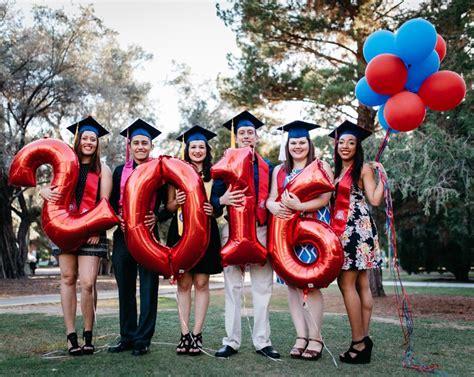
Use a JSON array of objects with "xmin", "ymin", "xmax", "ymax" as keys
[{"xmin": 0, "ymin": 4, "xmax": 153, "ymax": 278}]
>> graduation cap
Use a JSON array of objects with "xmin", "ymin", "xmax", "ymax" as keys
[
  {"xmin": 222, "ymin": 111, "xmax": 264, "ymax": 133},
  {"xmin": 176, "ymin": 125, "xmax": 217, "ymax": 144},
  {"xmin": 67, "ymin": 116, "xmax": 109, "ymax": 138},
  {"xmin": 119, "ymin": 119, "xmax": 161, "ymax": 141},
  {"xmin": 280, "ymin": 120, "xmax": 320, "ymax": 139},
  {"xmin": 328, "ymin": 120, "xmax": 372, "ymax": 141}
]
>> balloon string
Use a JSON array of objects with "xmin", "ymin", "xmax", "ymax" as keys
[
  {"xmin": 375, "ymin": 128, "xmax": 391, "ymax": 162},
  {"xmin": 378, "ymin": 169, "xmax": 444, "ymax": 374},
  {"xmin": 301, "ymin": 290, "xmax": 338, "ymax": 368}
]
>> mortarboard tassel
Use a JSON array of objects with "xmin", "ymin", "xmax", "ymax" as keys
[
  {"xmin": 73, "ymin": 121, "xmax": 79, "ymax": 147},
  {"xmin": 230, "ymin": 119, "xmax": 235, "ymax": 148},
  {"xmin": 278, "ymin": 128, "xmax": 287, "ymax": 162},
  {"xmin": 125, "ymin": 128, "xmax": 130, "ymax": 162}
]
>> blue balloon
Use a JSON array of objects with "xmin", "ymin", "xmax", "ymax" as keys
[
  {"xmin": 355, "ymin": 77, "xmax": 389, "ymax": 107},
  {"xmin": 378, "ymin": 105, "xmax": 399, "ymax": 134},
  {"xmin": 395, "ymin": 18, "xmax": 437, "ymax": 65},
  {"xmin": 363, "ymin": 30, "xmax": 396, "ymax": 63},
  {"xmin": 405, "ymin": 51, "xmax": 440, "ymax": 92}
]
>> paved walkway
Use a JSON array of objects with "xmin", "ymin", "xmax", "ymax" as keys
[{"xmin": 1, "ymin": 274, "xmax": 472, "ymax": 307}]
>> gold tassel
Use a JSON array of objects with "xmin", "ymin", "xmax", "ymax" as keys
[
  {"xmin": 73, "ymin": 122, "xmax": 79, "ymax": 147},
  {"xmin": 230, "ymin": 119, "xmax": 235, "ymax": 148}
]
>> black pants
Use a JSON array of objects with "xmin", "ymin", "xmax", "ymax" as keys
[{"xmin": 112, "ymin": 230, "xmax": 159, "ymax": 348}]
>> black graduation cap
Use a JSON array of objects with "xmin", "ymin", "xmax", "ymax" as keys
[
  {"xmin": 222, "ymin": 110, "xmax": 264, "ymax": 133},
  {"xmin": 176, "ymin": 125, "xmax": 217, "ymax": 144},
  {"xmin": 67, "ymin": 116, "xmax": 109, "ymax": 137},
  {"xmin": 328, "ymin": 120, "xmax": 372, "ymax": 141},
  {"xmin": 280, "ymin": 120, "xmax": 320, "ymax": 139},
  {"xmin": 119, "ymin": 119, "xmax": 161, "ymax": 140}
]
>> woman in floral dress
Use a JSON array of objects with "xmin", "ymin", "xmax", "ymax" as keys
[{"xmin": 329, "ymin": 120, "xmax": 386, "ymax": 364}]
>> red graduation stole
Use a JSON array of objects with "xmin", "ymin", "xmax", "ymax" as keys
[
  {"xmin": 330, "ymin": 166, "xmax": 353, "ymax": 237},
  {"xmin": 255, "ymin": 153, "xmax": 269, "ymax": 226},
  {"xmin": 276, "ymin": 165, "xmax": 317, "ymax": 220},
  {"xmin": 71, "ymin": 171, "xmax": 100, "ymax": 214}
]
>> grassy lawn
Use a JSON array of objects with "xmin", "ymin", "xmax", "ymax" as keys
[{"xmin": 1, "ymin": 295, "xmax": 472, "ymax": 376}]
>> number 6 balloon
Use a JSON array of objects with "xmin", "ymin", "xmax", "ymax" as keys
[
  {"xmin": 8, "ymin": 138, "xmax": 119, "ymax": 251},
  {"xmin": 267, "ymin": 160, "xmax": 344, "ymax": 290}
]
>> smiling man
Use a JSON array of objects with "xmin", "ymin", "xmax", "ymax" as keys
[
  {"xmin": 211, "ymin": 111, "xmax": 280, "ymax": 359},
  {"xmin": 108, "ymin": 119, "xmax": 168, "ymax": 357}
]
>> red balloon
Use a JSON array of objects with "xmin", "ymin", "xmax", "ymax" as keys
[
  {"xmin": 366, "ymin": 53, "xmax": 408, "ymax": 95},
  {"xmin": 123, "ymin": 156, "xmax": 210, "ymax": 278},
  {"xmin": 434, "ymin": 34, "xmax": 447, "ymax": 62},
  {"xmin": 418, "ymin": 70, "xmax": 466, "ymax": 111},
  {"xmin": 8, "ymin": 139, "xmax": 119, "ymax": 251},
  {"xmin": 211, "ymin": 147, "xmax": 267, "ymax": 267},
  {"xmin": 384, "ymin": 91, "xmax": 426, "ymax": 132},
  {"xmin": 268, "ymin": 160, "xmax": 344, "ymax": 289}
]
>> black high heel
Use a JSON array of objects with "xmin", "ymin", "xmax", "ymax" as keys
[
  {"xmin": 67, "ymin": 332, "xmax": 83, "ymax": 356},
  {"xmin": 339, "ymin": 337, "xmax": 372, "ymax": 364},
  {"xmin": 176, "ymin": 333, "xmax": 191, "ymax": 355},
  {"xmin": 82, "ymin": 330, "xmax": 95, "ymax": 355},
  {"xmin": 189, "ymin": 332, "xmax": 201, "ymax": 356}
]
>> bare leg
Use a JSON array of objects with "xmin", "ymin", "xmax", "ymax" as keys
[
  {"xmin": 302, "ymin": 288, "xmax": 324, "ymax": 353},
  {"xmin": 177, "ymin": 272, "xmax": 193, "ymax": 334},
  {"xmin": 78, "ymin": 256, "xmax": 100, "ymax": 331},
  {"xmin": 287, "ymin": 286, "xmax": 307, "ymax": 351},
  {"xmin": 356, "ymin": 271, "xmax": 373, "ymax": 337},
  {"xmin": 192, "ymin": 273, "xmax": 210, "ymax": 335},
  {"xmin": 338, "ymin": 270, "xmax": 366, "ymax": 356},
  {"xmin": 58, "ymin": 254, "xmax": 78, "ymax": 335}
]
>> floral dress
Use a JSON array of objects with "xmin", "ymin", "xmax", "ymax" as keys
[
  {"xmin": 276, "ymin": 168, "xmax": 331, "ymax": 284},
  {"xmin": 339, "ymin": 184, "xmax": 382, "ymax": 270}
]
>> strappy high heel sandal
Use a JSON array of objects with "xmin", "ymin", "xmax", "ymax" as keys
[
  {"xmin": 301, "ymin": 339, "xmax": 324, "ymax": 361},
  {"xmin": 176, "ymin": 333, "xmax": 191, "ymax": 355},
  {"xmin": 339, "ymin": 337, "xmax": 372, "ymax": 364},
  {"xmin": 67, "ymin": 332, "xmax": 83, "ymax": 356},
  {"xmin": 289, "ymin": 337, "xmax": 308, "ymax": 358},
  {"xmin": 82, "ymin": 330, "xmax": 95, "ymax": 355},
  {"xmin": 189, "ymin": 332, "xmax": 201, "ymax": 356}
]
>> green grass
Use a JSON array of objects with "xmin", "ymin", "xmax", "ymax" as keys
[{"xmin": 0, "ymin": 297, "xmax": 473, "ymax": 376}]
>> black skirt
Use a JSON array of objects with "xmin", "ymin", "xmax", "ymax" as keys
[{"xmin": 166, "ymin": 215, "xmax": 222, "ymax": 275}]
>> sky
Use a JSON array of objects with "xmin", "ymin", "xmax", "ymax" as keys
[{"xmin": 16, "ymin": 0, "xmax": 242, "ymax": 136}]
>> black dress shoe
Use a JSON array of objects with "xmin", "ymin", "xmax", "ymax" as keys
[
  {"xmin": 108, "ymin": 341, "xmax": 133, "ymax": 353},
  {"xmin": 256, "ymin": 346, "xmax": 280, "ymax": 359},
  {"xmin": 215, "ymin": 345, "xmax": 238, "ymax": 358},
  {"xmin": 132, "ymin": 345, "xmax": 149, "ymax": 356}
]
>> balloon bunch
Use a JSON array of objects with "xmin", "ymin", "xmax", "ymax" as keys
[{"xmin": 356, "ymin": 18, "xmax": 466, "ymax": 133}]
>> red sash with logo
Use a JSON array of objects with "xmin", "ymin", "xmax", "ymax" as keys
[
  {"xmin": 71, "ymin": 171, "xmax": 100, "ymax": 214},
  {"xmin": 255, "ymin": 153, "xmax": 269, "ymax": 226},
  {"xmin": 331, "ymin": 167, "xmax": 353, "ymax": 236}
]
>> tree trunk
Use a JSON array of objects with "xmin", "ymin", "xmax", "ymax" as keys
[
  {"xmin": 369, "ymin": 267, "xmax": 385, "ymax": 297},
  {"xmin": 0, "ymin": 170, "xmax": 21, "ymax": 278}
]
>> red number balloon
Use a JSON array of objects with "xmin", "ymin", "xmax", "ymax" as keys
[
  {"xmin": 122, "ymin": 156, "xmax": 210, "ymax": 278},
  {"xmin": 8, "ymin": 138, "xmax": 119, "ymax": 251},
  {"xmin": 211, "ymin": 147, "xmax": 267, "ymax": 267},
  {"xmin": 267, "ymin": 160, "xmax": 344, "ymax": 290}
]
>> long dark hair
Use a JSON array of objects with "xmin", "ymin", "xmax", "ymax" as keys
[
  {"xmin": 334, "ymin": 137, "xmax": 364, "ymax": 185},
  {"xmin": 282, "ymin": 136, "xmax": 316, "ymax": 173},
  {"xmin": 74, "ymin": 131, "xmax": 102, "ymax": 173},
  {"xmin": 184, "ymin": 142, "xmax": 213, "ymax": 182}
]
